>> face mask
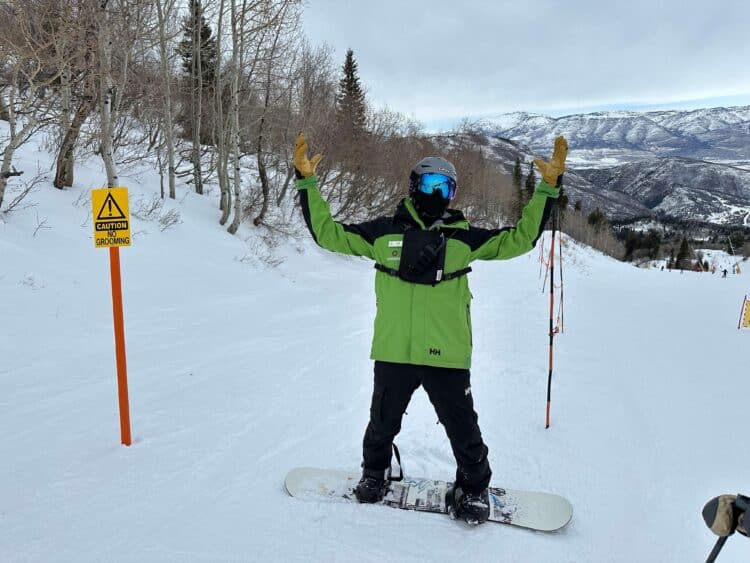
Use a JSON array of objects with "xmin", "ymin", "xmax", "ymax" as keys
[{"xmin": 412, "ymin": 190, "xmax": 449, "ymax": 222}]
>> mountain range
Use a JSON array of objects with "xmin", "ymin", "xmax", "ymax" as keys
[{"xmin": 473, "ymin": 105, "xmax": 750, "ymax": 228}]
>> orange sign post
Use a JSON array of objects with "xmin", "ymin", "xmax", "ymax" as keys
[{"xmin": 92, "ymin": 187, "xmax": 132, "ymax": 446}]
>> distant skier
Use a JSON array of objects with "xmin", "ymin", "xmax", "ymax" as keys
[
  {"xmin": 293, "ymin": 132, "xmax": 567, "ymax": 524},
  {"xmin": 723, "ymin": 269, "xmax": 728, "ymax": 278}
]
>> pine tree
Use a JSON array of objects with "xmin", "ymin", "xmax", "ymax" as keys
[
  {"xmin": 336, "ymin": 49, "xmax": 367, "ymax": 138},
  {"xmin": 727, "ymin": 231, "xmax": 744, "ymax": 254},
  {"xmin": 587, "ymin": 207, "xmax": 606, "ymax": 231},
  {"xmin": 512, "ymin": 157, "xmax": 522, "ymax": 191},
  {"xmin": 178, "ymin": 0, "xmax": 217, "ymax": 90},
  {"xmin": 524, "ymin": 162, "xmax": 536, "ymax": 202},
  {"xmin": 512, "ymin": 157, "xmax": 523, "ymax": 215},
  {"xmin": 675, "ymin": 236, "xmax": 692, "ymax": 270},
  {"xmin": 557, "ymin": 188, "xmax": 569, "ymax": 223},
  {"xmin": 177, "ymin": 0, "xmax": 216, "ymax": 188}
]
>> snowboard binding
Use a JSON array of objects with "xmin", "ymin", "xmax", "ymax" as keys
[{"xmin": 447, "ymin": 485, "xmax": 490, "ymax": 526}]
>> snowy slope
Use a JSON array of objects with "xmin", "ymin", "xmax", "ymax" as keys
[{"xmin": 1, "ymin": 136, "xmax": 749, "ymax": 562}]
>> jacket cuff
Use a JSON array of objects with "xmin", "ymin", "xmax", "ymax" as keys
[
  {"xmin": 295, "ymin": 175, "xmax": 318, "ymax": 190},
  {"xmin": 534, "ymin": 179, "xmax": 560, "ymax": 198}
]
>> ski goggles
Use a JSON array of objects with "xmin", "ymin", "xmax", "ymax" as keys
[{"xmin": 417, "ymin": 173, "xmax": 457, "ymax": 200}]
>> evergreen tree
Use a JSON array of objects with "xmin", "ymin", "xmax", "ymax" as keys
[
  {"xmin": 644, "ymin": 229, "xmax": 661, "ymax": 259},
  {"xmin": 675, "ymin": 236, "xmax": 691, "ymax": 270},
  {"xmin": 624, "ymin": 229, "xmax": 637, "ymax": 261},
  {"xmin": 512, "ymin": 157, "xmax": 522, "ymax": 190},
  {"xmin": 336, "ymin": 48, "xmax": 367, "ymax": 138},
  {"xmin": 178, "ymin": 0, "xmax": 217, "ymax": 90},
  {"xmin": 587, "ymin": 207, "xmax": 606, "ymax": 231},
  {"xmin": 513, "ymin": 156, "xmax": 523, "ymax": 192},
  {"xmin": 557, "ymin": 188, "xmax": 569, "ymax": 222},
  {"xmin": 727, "ymin": 231, "xmax": 744, "ymax": 254},
  {"xmin": 512, "ymin": 157, "xmax": 523, "ymax": 215},
  {"xmin": 524, "ymin": 162, "xmax": 536, "ymax": 201}
]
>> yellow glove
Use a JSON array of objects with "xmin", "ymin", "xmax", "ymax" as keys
[
  {"xmin": 293, "ymin": 133, "xmax": 323, "ymax": 179},
  {"xmin": 534, "ymin": 136, "xmax": 568, "ymax": 186}
]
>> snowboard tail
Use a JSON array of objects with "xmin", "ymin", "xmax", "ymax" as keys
[{"xmin": 284, "ymin": 467, "xmax": 572, "ymax": 532}]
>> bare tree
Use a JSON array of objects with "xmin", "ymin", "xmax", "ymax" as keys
[
  {"xmin": 154, "ymin": 0, "xmax": 179, "ymax": 199},
  {"xmin": 225, "ymin": 0, "xmax": 243, "ymax": 234},
  {"xmin": 214, "ymin": 0, "xmax": 232, "ymax": 224},
  {"xmin": 252, "ymin": 0, "xmax": 300, "ymax": 226},
  {"xmin": 0, "ymin": 0, "xmax": 74, "ymax": 207},
  {"xmin": 53, "ymin": 1, "xmax": 99, "ymax": 189},
  {"xmin": 98, "ymin": 0, "xmax": 118, "ymax": 187}
]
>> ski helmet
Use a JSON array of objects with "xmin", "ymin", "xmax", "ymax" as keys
[{"xmin": 409, "ymin": 157, "xmax": 458, "ymax": 197}]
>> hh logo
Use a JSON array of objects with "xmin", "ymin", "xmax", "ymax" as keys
[{"xmin": 429, "ymin": 348, "xmax": 441, "ymax": 356}]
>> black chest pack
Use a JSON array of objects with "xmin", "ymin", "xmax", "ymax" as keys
[{"xmin": 374, "ymin": 228, "xmax": 471, "ymax": 285}]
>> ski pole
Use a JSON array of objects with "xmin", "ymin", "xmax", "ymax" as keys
[
  {"xmin": 546, "ymin": 175, "xmax": 563, "ymax": 429},
  {"xmin": 545, "ymin": 207, "xmax": 558, "ymax": 429},
  {"xmin": 705, "ymin": 536, "xmax": 728, "ymax": 563},
  {"xmin": 558, "ymin": 218, "xmax": 564, "ymax": 333}
]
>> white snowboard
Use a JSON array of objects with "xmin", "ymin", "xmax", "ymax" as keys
[{"xmin": 284, "ymin": 467, "xmax": 572, "ymax": 532}]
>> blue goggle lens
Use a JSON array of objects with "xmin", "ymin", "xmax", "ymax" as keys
[{"xmin": 417, "ymin": 173, "xmax": 456, "ymax": 200}]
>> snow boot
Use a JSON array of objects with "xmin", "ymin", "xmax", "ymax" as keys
[
  {"xmin": 354, "ymin": 468, "xmax": 389, "ymax": 503},
  {"xmin": 451, "ymin": 486, "xmax": 490, "ymax": 524}
]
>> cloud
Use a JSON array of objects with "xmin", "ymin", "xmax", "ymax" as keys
[{"xmin": 302, "ymin": 0, "xmax": 750, "ymax": 125}]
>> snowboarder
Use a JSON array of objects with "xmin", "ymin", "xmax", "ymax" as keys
[{"xmin": 293, "ymin": 133, "xmax": 567, "ymax": 524}]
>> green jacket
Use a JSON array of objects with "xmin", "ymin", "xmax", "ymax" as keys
[{"xmin": 297, "ymin": 176, "xmax": 559, "ymax": 369}]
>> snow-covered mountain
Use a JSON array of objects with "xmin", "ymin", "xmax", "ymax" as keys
[
  {"xmin": 481, "ymin": 106, "xmax": 750, "ymax": 167},
  {"xmin": 472, "ymin": 106, "xmax": 750, "ymax": 227},
  {"xmin": 578, "ymin": 158, "xmax": 750, "ymax": 226}
]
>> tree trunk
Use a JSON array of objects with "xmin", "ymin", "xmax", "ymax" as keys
[
  {"xmin": 54, "ymin": 97, "xmax": 95, "ymax": 189},
  {"xmin": 0, "ymin": 151, "xmax": 14, "ymax": 210},
  {"xmin": 215, "ymin": 0, "xmax": 231, "ymax": 225},
  {"xmin": 275, "ymin": 167, "xmax": 294, "ymax": 207},
  {"xmin": 0, "ymin": 117, "xmax": 35, "ymax": 209},
  {"xmin": 191, "ymin": 0, "xmax": 203, "ymax": 195},
  {"xmin": 254, "ymin": 152, "xmax": 269, "ymax": 226},
  {"xmin": 155, "ymin": 0, "xmax": 176, "ymax": 199},
  {"xmin": 98, "ymin": 3, "xmax": 118, "ymax": 187},
  {"xmin": 227, "ymin": 0, "xmax": 241, "ymax": 235},
  {"xmin": 0, "ymin": 97, "xmax": 8, "ymax": 121},
  {"xmin": 252, "ymin": 0, "xmax": 294, "ymax": 226}
]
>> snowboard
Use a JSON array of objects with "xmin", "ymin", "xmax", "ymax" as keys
[{"xmin": 284, "ymin": 467, "xmax": 572, "ymax": 532}]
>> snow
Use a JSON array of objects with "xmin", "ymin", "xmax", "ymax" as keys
[{"xmin": 1, "ymin": 130, "xmax": 750, "ymax": 562}]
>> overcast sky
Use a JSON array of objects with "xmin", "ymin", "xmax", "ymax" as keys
[{"xmin": 302, "ymin": 0, "xmax": 750, "ymax": 130}]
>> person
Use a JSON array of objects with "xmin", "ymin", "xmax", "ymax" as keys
[
  {"xmin": 723, "ymin": 269, "xmax": 728, "ymax": 278},
  {"xmin": 293, "ymin": 132, "xmax": 567, "ymax": 524}
]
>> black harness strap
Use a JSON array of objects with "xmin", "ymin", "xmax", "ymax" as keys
[
  {"xmin": 441, "ymin": 267, "xmax": 472, "ymax": 281},
  {"xmin": 390, "ymin": 443, "xmax": 403, "ymax": 482},
  {"xmin": 374, "ymin": 263, "xmax": 471, "ymax": 283}
]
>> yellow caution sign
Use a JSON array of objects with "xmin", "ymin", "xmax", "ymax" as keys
[
  {"xmin": 741, "ymin": 297, "xmax": 750, "ymax": 329},
  {"xmin": 92, "ymin": 187, "xmax": 131, "ymax": 248}
]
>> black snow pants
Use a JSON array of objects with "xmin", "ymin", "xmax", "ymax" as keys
[{"xmin": 362, "ymin": 360, "xmax": 492, "ymax": 494}]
